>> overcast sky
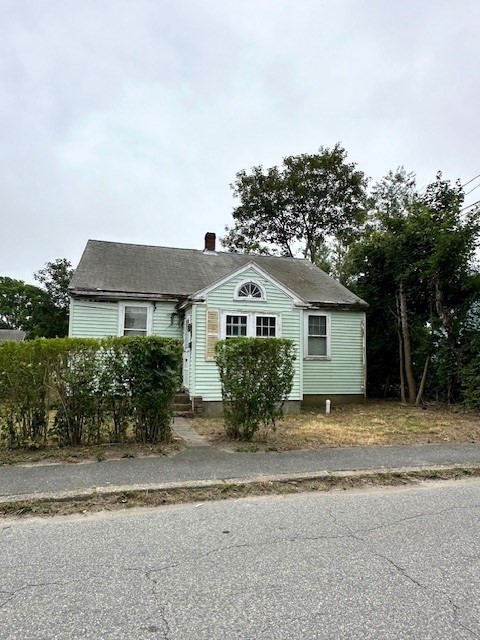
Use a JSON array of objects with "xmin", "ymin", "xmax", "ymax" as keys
[{"xmin": 1, "ymin": 0, "xmax": 479, "ymax": 282}]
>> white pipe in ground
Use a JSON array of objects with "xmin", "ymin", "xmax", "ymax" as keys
[{"xmin": 326, "ymin": 399, "xmax": 331, "ymax": 415}]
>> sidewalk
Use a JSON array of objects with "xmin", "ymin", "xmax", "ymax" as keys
[{"xmin": 1, "ymin": 419, "xmax": 480, "ymax": 501}]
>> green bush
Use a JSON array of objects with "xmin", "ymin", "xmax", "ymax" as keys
[
  {"xmin": 460, "ymin": 329, "xmax": 480, "ymax": 410},
  {"xmin": 124, "ymin": 337, "xmax": 182, "ymax": 443},
  {"xmin": 0, "ymin": 339, "xmax": 60, "ymax": 447},
  {"xmin": 53, "ymin": 339, "xmax": 103, "ymax": 446},
  {"xmin": 0, "ymin": 336, "xmax": 182, "ymax": 448},
  {"xmin": 215, "ymin": 338, "xmax": 296, "ymax": 441}
]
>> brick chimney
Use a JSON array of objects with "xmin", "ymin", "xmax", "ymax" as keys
[{"xmin": 204, "ymin": 232, "xmax": 216, "ymax": 252}]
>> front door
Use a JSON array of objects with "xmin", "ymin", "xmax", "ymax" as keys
[{"xmin": 182, "ymin": 316, "xmax": 192, "ymax": 389}]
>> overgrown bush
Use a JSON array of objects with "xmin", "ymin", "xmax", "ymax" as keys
[
  {"xmin": 124, "ymin": 337, "xmax": 181, "ymax": 443},
  {"xmin": 215, "ymin": 338, "xmax": 296, "ymax": 441},
  {"xmin": 460, "ymin": 329, "xmax": 480, "ymax": 410},
  {"xmin": 0, "ymin": 339, "xmax": 60, "ymax": 448},
  {"xmin": 0, "ymin": 336, "xmax": 182, "ymax": 448}
]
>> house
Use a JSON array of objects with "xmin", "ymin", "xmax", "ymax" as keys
[
  {"xmin": 0, "ymin": 329, "xmax": 26, "ymax": 342},
  {"xmin": 68, "ymin": 233, "xmax": 368, "ymax": 415}
]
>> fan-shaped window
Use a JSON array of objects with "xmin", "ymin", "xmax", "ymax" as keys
[{"xmin": 235, "ymin": 281, "xmax": 265, "ymax": 300}]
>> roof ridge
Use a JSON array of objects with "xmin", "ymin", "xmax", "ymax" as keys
[{"xmin": 87, "ymin": 239, "xmax": 313, "ymax": 262}]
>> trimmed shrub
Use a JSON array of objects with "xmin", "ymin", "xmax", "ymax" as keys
[
  {"xmin": 0, "ymin": 336, "xmax": 182, "ymax": 448},
  {"xmin": 215, "ymin": 338, "xmax": 296, "ymax": 441}
]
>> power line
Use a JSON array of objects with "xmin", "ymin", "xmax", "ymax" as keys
[
  {"xmin": 460, "ymin": 199, "xmax": 480, "ymax": 212},
  {"xmin": 465, "ymin": 183, "xmax": 480, "ymax": 197},
  {"xmin": 462, "ymin": 174, "xmax": 480, "ymax": 188}
]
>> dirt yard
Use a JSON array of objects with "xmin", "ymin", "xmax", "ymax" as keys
[{"xmin": 190, "ymin": 400, "xmax": 480, "ymax": 451}]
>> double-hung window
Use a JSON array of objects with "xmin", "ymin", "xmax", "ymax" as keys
[
  {"xmin": 224, "ymin": 313, "xmax": 279, "ymax": 338},
  {"xmin": 119, "ymin": 303, "xmax": 152, "ymax": 337},
  {"xmin": 255, "ymin": 315, "xmax": 277, "ymax": 337},
  {"xmin": 304, "ymin": 312, "xmax": 330, "ymax": 358},
  {"xmin": 225, "ymin": 314, "xmax": 248, "ymax": 338}
]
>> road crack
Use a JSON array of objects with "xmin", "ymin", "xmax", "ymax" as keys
[{"xmin": 145, "ymin": 570, "xmax": 172, "ymax": 640}]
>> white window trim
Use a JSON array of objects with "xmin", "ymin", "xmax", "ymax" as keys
[
  {"xmin": 304, "ymin": 311, "xmax": 331, "ymax": 360},
  {"xmin": 220, "ymin": 311, "xmax": 281, "ymax": 339},
  {"xmin": 233, "ymin": 279, "xmax": 267, "ymax": 302},
  {"xmin": 118, "ymin": 302, "xmax": 153, "ymax": 337}
]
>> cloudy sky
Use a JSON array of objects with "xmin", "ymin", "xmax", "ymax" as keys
[{"xmin": 1, "ymin": 0, "xmax": 479, "ymax": 282}]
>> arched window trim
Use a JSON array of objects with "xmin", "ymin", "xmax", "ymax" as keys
[{"xmin": 233, "ymin": 279, "xmax": 267, "ymax": 301}]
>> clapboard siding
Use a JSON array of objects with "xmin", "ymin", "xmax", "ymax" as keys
[
  {"xmin": 303, "ymin": 311, "xmax": 365, "ymax": 395},
  {"xmin": 69, "ymin": 299, "xmax": 119, "ymax": 337},
  {"xmin": 152, "ymin": 302, "xmax": 183, "ymax": 339},
  {"xmin": 69, "ymin": 299, "xmax": 182, "ymax": 339},
  {"xmin": 191, "ymin": 267, "xmax": 302, "ymax": 401}
]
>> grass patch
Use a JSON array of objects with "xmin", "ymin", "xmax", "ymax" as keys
[
  {"xmin": 1, "ymin": 467, "xmax": 479, "ymax": 519},
  {"xmin": 191, "ymin": 400, "xmax": 480, "ymax": 451}
]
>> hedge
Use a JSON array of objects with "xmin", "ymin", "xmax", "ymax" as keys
[
  {"xmin": 0, "ymin": 336, "xmax": 182, "ymax": 448},
  {"xmin": 215, "ymin": 338, "xmax": 296, "ymax": 441}
]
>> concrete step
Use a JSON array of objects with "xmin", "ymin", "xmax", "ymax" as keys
[
  {"xmin": 174, "ymin": 394, "xmax": 191, "ymax": 406},
  {"xmin": 173, "ymin": 410, "xmax": 194, "ymax": 419}
]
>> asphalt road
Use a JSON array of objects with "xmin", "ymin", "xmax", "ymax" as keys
[
  {"xmin": 1, "ymin": 480, "xmax": 480, "ymax": 639},
  {"xmin": 3, "ymin": 443, "xmax": 480, "ymax": 497}
]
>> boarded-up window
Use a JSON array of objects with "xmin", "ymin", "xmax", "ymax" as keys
[{"xmin": 205, "ymin": 309, "xmax": 220, "ymax": 361}]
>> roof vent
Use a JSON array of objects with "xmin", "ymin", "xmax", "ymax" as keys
[{"xmin": 204, "ymin": 232, "xmax": 216, "ymax": 253}]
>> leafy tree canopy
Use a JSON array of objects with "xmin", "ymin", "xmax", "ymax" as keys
[
  {"xmin": 346, "ymin": 168, "xmax": 480, "ymax": 402},
  {"xmin": 221, "ymin": 143, "xmax": 369, "ymax": 266},
  {"xmin": 0, "ymin": 259, "xmax": 74, "ymax": 338},
  {"xmin": 0, "ymin": 277, "xmax": 49, "ymax": 334},
  {"xmin": 34, "ymin": 258, "xmax": 74, "ymax": 312}
]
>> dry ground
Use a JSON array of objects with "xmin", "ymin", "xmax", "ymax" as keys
[
  {"xmin": 0, "ymin": 439, "xmax": 184, "ymax": 466},
  {"xmin": 190, "ymin": 400, "xmax": 480, "ymax": 451}
]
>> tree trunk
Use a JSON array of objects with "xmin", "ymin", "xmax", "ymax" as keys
[
  {"xmin": 434, "ymin": 274, "xmax": 457, "ymax": 402},
  {"xmin": 396, "ymin": 292, "xmax": 406, "ymax": 404},
  {"xmin": 415, "ymin": 354, "xmax": 430, "ymax": 405},
  {"xmin": 398, "ymin": 283, "xmax": 417, "ymax": 403}
]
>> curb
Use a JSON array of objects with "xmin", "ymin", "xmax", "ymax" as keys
[{"xmin": 2, "ymin": 463, "xmax": 479, "ymax": 506}]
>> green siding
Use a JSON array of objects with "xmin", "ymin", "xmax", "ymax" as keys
[
  {"xmin": 69, "ymin": 298, "xmax": 183, "ymax": 339},
  {"xmin": 191, "ymin": 267, "xmax": 302, "ymax": 401},
  {"xmin": 303, "ymin": 311, "xmax": 365, "ymax": 395},
  {"xmin": 152, "ymin": 302, "xmax": 183, "ymax": 338},
  {"xmin": 69, "ymin": 299, "xmax": 119, "ymax": 337}
]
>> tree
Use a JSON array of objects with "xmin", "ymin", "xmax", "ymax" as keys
[
  {"xmin": 221, "ymin": 144, "xmax": 369, "ymax": 266},
  {"xmin": 0, "ymin": 259, "xmax": 74, "ymax": 339},
  {"xmin": 346, "ymin": 169, "xmax": 480, "ymax": 403},
  {"xmin": 0, "ymin": 277, "xmax": 52, "ymax": 337},
  {"xmin": 34, "ymin": 258, "xmax": 73, "ymax": 312},
  {"xmin": 34, "ymin": 258, "xmax": 74, "ymax": 337}
]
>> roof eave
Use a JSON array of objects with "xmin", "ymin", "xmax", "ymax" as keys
[
  {"xmin": 69, "ymin": 289, "xmax": 186, "ymax": 302},
  {"xmin": 308, "ymin": 301, "xmax": 369, "ymax": 310}
]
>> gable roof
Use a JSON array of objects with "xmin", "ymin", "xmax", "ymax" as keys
[
  {"xmin": 0, "ymin": 329, "xmax": 26, "ymax": 342},
  {"xmin": 69, "ymin": 239, "xmax": 368, "ymax": 309}
]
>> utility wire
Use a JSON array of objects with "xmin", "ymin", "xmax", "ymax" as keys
[
  {"xmin": 460, "ymin": 199, "xmax": 480, "ymax": 212},
  {"xmin": 462, "ymin": 174, "xmax": 480, "ymax": 188},
  {"xmin": 465, "ymin": 183, "xmax": 480, "ymax": 197}
]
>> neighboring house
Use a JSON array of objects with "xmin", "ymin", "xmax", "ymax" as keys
[
  {"xmin": 0, "ymin": 329, "xmax": 26, "ymax": 342},
  {"xmin": 69, "ymin": 233, "xmax": 368, "ymax": 415}
]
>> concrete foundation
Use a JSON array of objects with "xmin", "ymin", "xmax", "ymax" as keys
[
  {"xmin": 201, "ymin": 395, "xmax": 364, "ymax": 417},
  {"xmin": 301, "ymin": 394, "xmax": 366, "ymax": 408},
  {"xmin": 202, "ymin": 399, "xmax": 302, "ymax": 418}
]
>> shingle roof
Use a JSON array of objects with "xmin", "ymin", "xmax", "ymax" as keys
[
  {"xmin": 69, "ymin": 239, "xmax": 367, "ymax": 309},
  {"xmin": 0, "ymin": 329, "xmax": 26, "ymax": 342}
]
